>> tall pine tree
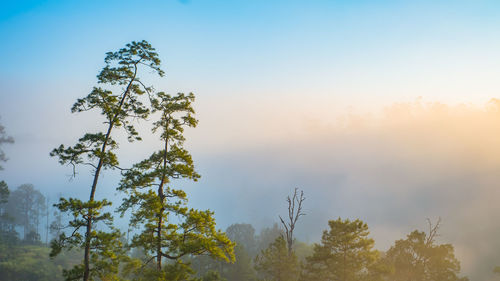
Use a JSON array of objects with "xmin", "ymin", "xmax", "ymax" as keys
[
  {"xmin": 118, "ymin": 92, "xmax": 234, "ymax": 280},
  {"xmin": 50, "ymin": 40, "xmax": 162, "ymax": 281}
]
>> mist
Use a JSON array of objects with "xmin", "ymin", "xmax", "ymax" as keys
[
  {"xmin": 177, "ymin": 97, "xmax": 500, "ymax": 280},
  {"xmin": 2, "ymin": 92, "xmax": 500, "ymax": 279}
]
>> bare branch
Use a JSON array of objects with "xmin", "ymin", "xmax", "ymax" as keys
[
  {"xmin": 425, "ymin": 217, "xmax": 441, "ymax": 246},
  {"xmin": 279, "ymin": 188, "xmax": 305, "ymax": 256}
]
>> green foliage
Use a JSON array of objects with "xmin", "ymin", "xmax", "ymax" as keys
[
  {"xmin": 6, "ymin": 184, "xmax": 46, "ymax": 241},
  {"xmin": 50, "ymin": 198, "xmax": 126, "ymax": 280},
  {"xmin": 0, "ymin": 117, "xmax": 14, "ymax": 170},
  {"xmin": 257, "ymin": 224, "xmax": 284, "ymax": 253},
  {"xmin": 123, "ymin": 259, "xmax": 199, "ymax": 281},
  {"xmin": 50, "ymin": 205, "xmax": 64, "ymax": 239},
  {"xmin": 0, "ymin": 181, "xmax": 8, "ymax": 205},
  {"xmin": 254, "ymin": 235, "xmax": 299, "ymax": 281},
  {"xmin": 301, "ymin": 218, "xmax": 380, "ymax": 281},
  {"xmin": 224, "ymin": 243, "xmax": 256, "ymax": 281},
  {"xmin": 0, "ymin": 181, "xmax": 17, "ymax": 242},
  {"xmin": 50, "ymin": 133, "xmax": 120, "ymax": 172},
  {"xmin": 0, "ymin": 243, "xmax": 81, "ymax": 281},
  {"xmin": 118, "ymin": 92, "xmax": 234, "ymax": 277},
  {"xmin": 50, "ymin": 40, "xmax": 163, "ymax": 281},
  {"xmin": 202, "ymin": 270, "xmax": 227, "ymax": 281},
  {"xmin": 216, "ymin": 224, "xmax": 258, "ymax": 281},
  {"xmin": 227, "ymin": 223, "xmax": 257, "ymax": 256},
  {"xmin": 384, "ymin": 229, "xmax": 469, "ymax": 281},
  {"xmin": 293, "ymin": 241, "xmax": 313, "ymax": 263},
  {"xmin": 50, "ymin": 40, "xmax": 162, "ymax": 179},
  {"xmin": 494, "ymin": 266, "xmax": 500, "ymax": 275}
]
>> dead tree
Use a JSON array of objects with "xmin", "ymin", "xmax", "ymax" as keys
[
  {"xmin": 425, "ymin": 217, "xmax": 441, "ymax": 246},
  {"xmin": 279, "ymin": 188, "xmax": 305, "ymax": 256}
]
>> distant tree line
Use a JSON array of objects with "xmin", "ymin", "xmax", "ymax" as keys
[
  {"xmin": 0, "ymin": 177, "xmax": 480, "ymax": 281},
  {"xmin": 0, "ymin": 182, "xmax": 51, "ymax": 244},
  {"xmin": 187, "ymin": 191, "xmax": 470, "ymax": 281}
]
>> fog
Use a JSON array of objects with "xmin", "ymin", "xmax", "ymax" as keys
[
  {"xmin": 183, "ymin": 97, "xmax": 500, "ymax": 280},
  {"xmin": 2, "ymin": 96, "xmax": 500, "ymax": 279}
]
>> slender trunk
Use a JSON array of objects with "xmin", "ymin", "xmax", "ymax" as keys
[
  {"xmin": 83, "ymin": 69, "xmax": 137, "ymax": 281},
  {"xmin": 156, "ymin": 209, "xmax": 163, "ymax": 270},
  {"xmin": 287, "ymin": 230, "xmax": 293, "ymax": 256},
  {"xmin": 156, "ymin": 116, "xmax": 169, "ymax": 271}
]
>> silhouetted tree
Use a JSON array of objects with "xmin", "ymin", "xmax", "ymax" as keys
[
  {"xmin": 0, "ymin": 181, "xmax": 17, "ymax": 241},
  {"xmin": 257, "ymin": 223, "xmax": 284, "ymax": 253},
  {"xmin": 279, "ymin": 188, "xmax": 305, "ymax": 256},
  {"xmin": 223, "ymin": 223, "xmax": 257, "ymax": 280},
  {"xmin": 7, "ymin": 184, "xmax": 45, "ymax": 240},
  {"xmin": 224, "ymin": 243, "xmax": 256, "ymax": 281},
  {"xmin": 226, "ymin": 223, "xmax": 257, "ymax": 255}
]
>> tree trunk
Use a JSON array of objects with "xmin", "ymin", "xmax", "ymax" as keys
[
  {"xmin": 83, "ymin": 71, "xmax": 136, "ymax": 281},
  {"xmin": 155, "ymin": 120, "xmax": 169, "ymax": 271}
]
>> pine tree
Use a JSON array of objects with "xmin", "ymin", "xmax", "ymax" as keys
[
  {"xmin": 254, "ymin": 235, "xmax": 299, "ymax": 281},
  {"xmin": 50, "ymin": 40, "xmax": 162, "ymax": 281},
  {"xmin": 301, "ymin": 218, "xmax": 380, "ymax": 281},
  {"xmin": 118, "ymin": 92, "xmax": 234, "ymax": 280}
]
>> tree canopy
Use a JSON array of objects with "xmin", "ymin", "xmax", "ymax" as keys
[
  {"xmin": 384, "ymin": 220, "xmax": 469, "ymax": 281},
  {"xmin": 118, "ymin": 92, "xmax": 234, "ymax": 280},
  {"xmin": 301, "ymin": 218, "xmax": 380, "ymax": 281},
  {"xmin": 50, "ymin": 40, "xmax": 165, "ymax": 281}
]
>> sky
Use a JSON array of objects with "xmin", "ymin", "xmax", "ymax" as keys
[{"xmin": 2, "ymin": 0, "xmax": 500, "ymax": 279}]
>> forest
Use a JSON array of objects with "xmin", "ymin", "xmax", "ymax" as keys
[
  {"xmin": 0, "ymin": 40, "xmax": 496, "ymax": 281},
  {"xmin": 0, "ymin": 183, "xmax": 480, "ymax": 281}
]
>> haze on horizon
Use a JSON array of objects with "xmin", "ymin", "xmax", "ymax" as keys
[{"xmin": 2, "ymin": 0, "xmax": 500, "ymax": 280}]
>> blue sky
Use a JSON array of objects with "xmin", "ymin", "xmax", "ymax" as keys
[
  {"xmin": 2, "ymin": 0, "xmax": 500, "ymax": 104},
  {"xmin": 2, "ymin": 1, "xmax": 500, "ymax": 278}
]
